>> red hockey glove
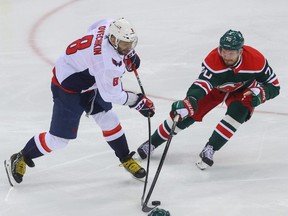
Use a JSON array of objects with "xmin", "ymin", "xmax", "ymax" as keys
[
  {"xmin": 241, "ymin": 87, "xmax": 266, "ymax": 108},
  {"xmin": 129, "ymin": 93, "xmax": 155, "ymax": 117},
  {"xmin": 170, "ymin": 97, "xmax": 197, "ymax": 121},
  {"xmin": 124, "ymin": 49, "xmax": 140, "ymax": 72}
]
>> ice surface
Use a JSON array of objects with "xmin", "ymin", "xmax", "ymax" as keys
[{"xmin": 0, "ymin": 0, "xmax": 288, "ymax": 215}]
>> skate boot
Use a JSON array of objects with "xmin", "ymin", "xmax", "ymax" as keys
[
  {"xmin": 120, "ymin": 151, "xmax": 146, "ymax": 179},
  {"xmin": 137, "ymin": 140, "xmax": 155, "ymax": 159},
  {"xmin": 4, "ymin": 151, "xmax": 35, "ymax": 186},
  {"xmin": 196, "ymin": 143, "xmax": 215, "ymax": 170}
]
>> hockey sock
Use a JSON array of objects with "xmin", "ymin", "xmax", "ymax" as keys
[
  {"xmin": 107, "ymin": 134, "xmax": 130, "ymax": 160},
  {"xmin": 208, "ymin": 101, "xmax": 250, "ymax": 150},
  {"xmin": 21, "ymin": 136, "xmax": 44, "ymax": 159},
  {"xmin": 208, "ymin": 115, "xmax": 241, "ymax": 150},
  {"xmin": 151, "ymin": 117, "xmax": 195, "ymax": 148},
  {"xmin": 21, "ymin": 132, "xmax": 69, "ymax": 160}
]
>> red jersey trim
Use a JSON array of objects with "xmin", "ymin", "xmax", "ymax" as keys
[{"xmin": 52, "ymin": 68, "xmax": 78, "ymax": 94}]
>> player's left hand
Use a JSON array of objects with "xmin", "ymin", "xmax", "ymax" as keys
[
  {"xmin": 241, "ymin": 87, "xmax": 266, "ymax": 107},
  {"xmin": 124, "ymin": 49, "xmax": 140, "ymax": 72},
  {"xmin": 130, "ymin": 93, "xmax": 155, "ymax": 117}
]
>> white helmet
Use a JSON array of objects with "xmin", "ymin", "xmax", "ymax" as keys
[{"xmin": 108, "ymin": 18, "xmax": 138, "ymax": 49}]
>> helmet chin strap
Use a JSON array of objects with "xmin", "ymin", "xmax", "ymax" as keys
[
  {"xmin": 108, "ymin": 34, "xmax": 135, "ymax": 56},
  {"xmin": 233, "ymin": 50, "xmax": 243, "ymax": 66},
  {"xmin": 230, "ymin": 54, "xmax": 242, "ymax": 67},
  {"xmin": 108, "ymin": 35, "xmax": 119, "ymax": 49},
  {"xmin": 108, "ymin": 36, "xmax": 124, "ymax": 55},
  {"xmin": 235, "ymin": 54, "xmax": 242, "ymax": 65},
  {"xmin": 109, "ymin": 35, "xmax": 124, "ymax": 55}
]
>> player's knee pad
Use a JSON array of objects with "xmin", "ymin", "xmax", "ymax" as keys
[
  {"xmin": 34, "ymin": 132, "xmax": 69, "ymax": 155},
  {"xmin": 91, "ymin": 110, "xmax": 121, "ymax": 130},
  {"xmin": 226, "ymin": 101, "xmax": 250, "ymax": 123},
  {"xmin": 92, "ymin": 110, "xmax": 120, "ymax": 130},
  {"xmin": 92, "ymin": 110, "xmax": 124, "ymax": 141}
]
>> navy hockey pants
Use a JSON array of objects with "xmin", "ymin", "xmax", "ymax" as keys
[{"xmin": 49, "ymin": 83, "xmax": 112, "ymax": 139}]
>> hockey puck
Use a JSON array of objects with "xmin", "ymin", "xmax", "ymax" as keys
[{"xmin": 152, "ymin": 200, "xmax": 161, "ymax": 206}]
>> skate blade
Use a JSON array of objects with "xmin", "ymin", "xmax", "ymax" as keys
[
  {"xmin": 118, "ymin": 163, "xmax": 145, "ymax": 183},
  {"xmin": 131, "ymin": 175, "xmax": 145, "ymax": 183},
  {"xmin": 4, "ymin": 160, "xmax": 15, "ymax": 187},
  {"xmin": 196, "ymin": 158, "xmax": 208, "ymax": 170}
]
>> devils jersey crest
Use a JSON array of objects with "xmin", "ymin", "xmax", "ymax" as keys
[{"xmin": 216, "ymin": 81, "xmax": 247, "ymax": 92}]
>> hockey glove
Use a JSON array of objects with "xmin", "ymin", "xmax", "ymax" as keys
[
  {"xmin": 129, "ymin": 93, "xmax": 155, "ymax": 117},
  {"xmin": 241, "ymin": 87, "xmax": 266, "ymax": 108},
  {"xmin": 170, "ymin": 97, "xmax": 197, "ymax": 121},
  {"xmin": 124, "ymin": 49, "xmax": 140, "ymax": 72}
]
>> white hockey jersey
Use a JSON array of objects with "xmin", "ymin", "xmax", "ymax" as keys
[{"xmin": 52, "ymin": 19, "xmax": 129, "ymax": 105}]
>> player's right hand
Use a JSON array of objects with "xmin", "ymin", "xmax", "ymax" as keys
[
  {"xmin": 130, "ymin": 93, "xmax": 155, "ymax": 117},
  {"xmin": 170, "ymin": 97, "xmax": 197, "ymax": 121}
]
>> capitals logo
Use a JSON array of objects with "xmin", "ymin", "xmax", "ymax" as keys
[{"xmin": 112, "ymin": 58, "xmax": 122, "ymax": 67}]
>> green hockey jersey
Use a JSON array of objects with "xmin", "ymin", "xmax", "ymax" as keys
[{"xmin": 187, "ymin": 46, "xmax": 280, "ymax": 102}]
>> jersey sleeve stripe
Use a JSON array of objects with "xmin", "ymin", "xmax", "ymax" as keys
[{"xmin": 193, "ymin": 79, "xmax": 212, "ymax": 94}]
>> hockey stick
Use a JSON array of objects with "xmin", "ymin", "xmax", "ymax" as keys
[
  {"xmin": 132, "ymin": 67, "xmax": 152, "ymax": 206},
  {"xmin": 142, "ymin": 115, "xmax": 179, "ymax": 212}
]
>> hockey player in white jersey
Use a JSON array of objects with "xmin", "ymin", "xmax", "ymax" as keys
[{"xmin": 4, "ymin": 18, "xmax": 155, "ymax": 186}]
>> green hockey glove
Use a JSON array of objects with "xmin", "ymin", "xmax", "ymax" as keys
[{"xmin": 170, "ymin": 97, "xmax": 197, "ymax": 121}]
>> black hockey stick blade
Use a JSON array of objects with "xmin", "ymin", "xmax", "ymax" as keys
[
  {"xmin": 142, "ymin": 203, "xmax": 158, "ymax": 213},
  {"xmin": 142, "ymin": 199, "xmax": 161, "ymax": 212}
]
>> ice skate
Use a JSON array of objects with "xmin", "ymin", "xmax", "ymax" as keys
[
  {"xmin": 196, "ymin": 143, "xmax": 215, "ymax": 170},
  {"xmin": 4, "ymin": 152, "xmax": 35, "ymax": 186},
  {"xmin": 120, "ymin": 151, "xmax": 146, "ymax": 179},
  {"xmin": 137, "ymin": 140, "xmax": 155, "ymax": 159}
]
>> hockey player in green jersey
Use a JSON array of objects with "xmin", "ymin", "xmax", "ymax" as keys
[{"xmin": 137, "ymin": 29, "xmax": 280, "ymax": 169}]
